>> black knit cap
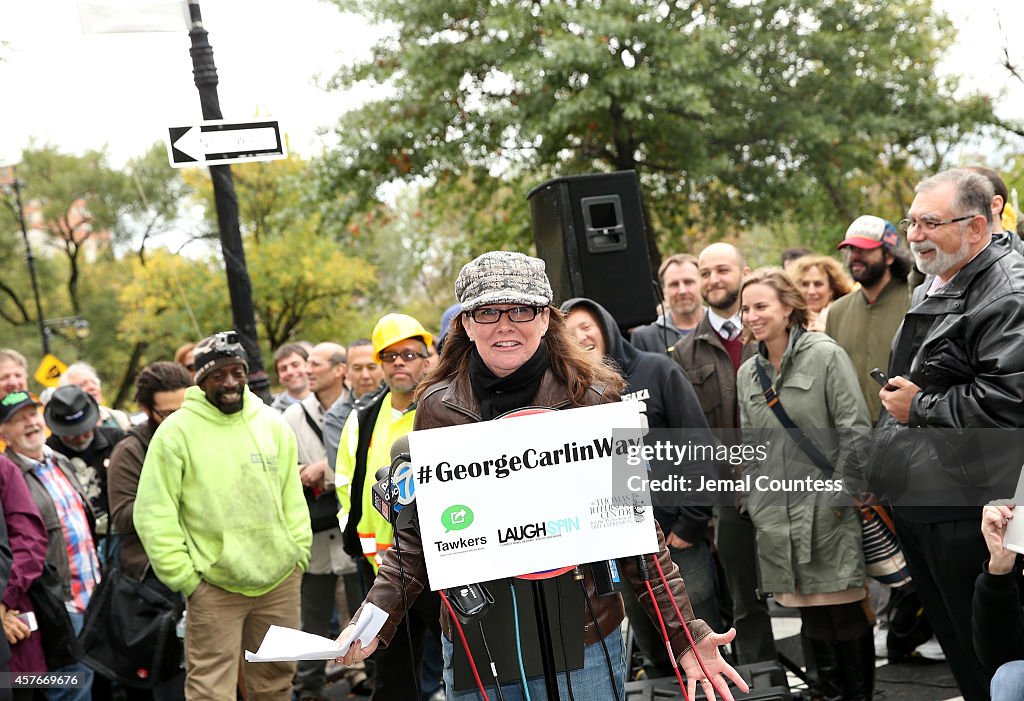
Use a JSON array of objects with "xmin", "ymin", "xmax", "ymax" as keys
[{"xmin": 193, "ymin": 331, "xmax": 249, "ymax": 384}]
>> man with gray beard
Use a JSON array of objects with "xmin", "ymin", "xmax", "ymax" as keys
[{"xmin": 867, "ymin": 169, "xmax": 1024, "ymax": 701}]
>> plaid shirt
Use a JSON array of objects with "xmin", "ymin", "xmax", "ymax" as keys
[{"xmin": 32, "ymin": 451, "xmax": 101, "ymax": 612}]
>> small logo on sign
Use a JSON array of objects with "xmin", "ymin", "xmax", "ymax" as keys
[{"xmin": 441, "ymin": 505, "xmax": 474, "ymax": 532}]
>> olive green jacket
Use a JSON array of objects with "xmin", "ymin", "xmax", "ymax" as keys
[{"xmin": 737, "ymin": 329, "xmax": 869, "ymax": 596}]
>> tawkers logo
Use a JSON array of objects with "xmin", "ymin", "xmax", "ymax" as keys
[
  {"xmin": 433, "ymin": 505, "xmax": 486, "ymax": 555},
  {"xmin": 441, "ymin": 504, "xmax": 475, "ymax": 532},
  {"xmin": 498, "ymin": 517, "xmax": 579, "ymax": 545}
]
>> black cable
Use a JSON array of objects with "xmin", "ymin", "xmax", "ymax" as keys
[
  {"xmin": 554, "ymin": 578, "xmax": 576, "ymax": 701},
  {"xmin": 578, "ymin": 576, "xmax": 622, "ymax": 701},
  {"xmin": 387, "ymin": 470, "xmax": 423, "ymax": 701},
  {"xmin": 476, "ymin": 620, "xmax": 507, "ymax": 701}
]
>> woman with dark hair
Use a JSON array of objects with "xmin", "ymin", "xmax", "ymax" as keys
[
  {"xmin": 737, "ymin": 268, "xmax": 873, "ymax": 700},
  {"xmin": 789, "ymin": 256, "xmax": 853, "ymax": 332},
  {"xmin": 337, "ymin": 251, "xmax": 746, "ymax": 700}
]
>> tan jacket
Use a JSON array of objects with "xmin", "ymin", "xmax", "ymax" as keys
[{"xmin": 350, "ymin": 368, "xmax": 712, "ymax": 657}]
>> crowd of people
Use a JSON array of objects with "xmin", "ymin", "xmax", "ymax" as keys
[{"xmin": 2, "ymin": 165, "xmax": 1024, "ymax": 701}]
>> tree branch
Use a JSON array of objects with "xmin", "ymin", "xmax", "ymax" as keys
[{"xmin": 0, "ymin": 279, "xmax": 31, "ymax": 326}]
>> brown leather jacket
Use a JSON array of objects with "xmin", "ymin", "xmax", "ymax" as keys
[
  {"xmin": 351, "ymin": 368, "xmax": 712, "ymax": 659},
  {"xmin": 671, "ymin": 315, "xmax": 756, "ymax": 433}
]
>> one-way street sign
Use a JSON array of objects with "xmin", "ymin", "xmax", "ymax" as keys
[{"xmin": 166, "ymin": 119, "xmax": 287, "ymax": 168}]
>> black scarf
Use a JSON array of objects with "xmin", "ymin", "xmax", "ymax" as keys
[{"xmin": 468, "ymin": 344, "xmax": 550, "ymax": 420}]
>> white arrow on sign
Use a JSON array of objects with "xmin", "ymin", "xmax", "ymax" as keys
[{"xmin": 166, "ymin": 119, "xmax": 287, "ymax": 168}]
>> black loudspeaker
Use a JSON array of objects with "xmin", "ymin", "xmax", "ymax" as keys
[{"xmin": 528, "ymin": 171, "xmax": 658, "ymax": 329}]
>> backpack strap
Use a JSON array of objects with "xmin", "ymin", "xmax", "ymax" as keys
[
  {"xmin": 299, "ymin": 403, "xmax": 324, "ymax": 442},
  {"xmin": 754, "ymin": 356, "xmax": 834, "ymax": 476}
]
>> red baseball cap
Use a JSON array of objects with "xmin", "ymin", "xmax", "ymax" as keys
[{"xmin": 837, "ymin": 215, "xmax": 900, "ymax": 250}]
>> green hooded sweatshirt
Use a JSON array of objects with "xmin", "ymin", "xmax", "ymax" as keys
[{"xmin": 135, "ymin": 385, "xmax": 311, "ymax": 597}]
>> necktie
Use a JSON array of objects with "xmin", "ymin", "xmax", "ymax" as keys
[{"xmin": 720, "ymin": 320, "xmax": 738, "ymax": 341}]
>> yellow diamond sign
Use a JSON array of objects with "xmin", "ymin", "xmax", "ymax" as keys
[{"xmin": 34, "ymin": 354, "xmax": 68, "ymax": 388}]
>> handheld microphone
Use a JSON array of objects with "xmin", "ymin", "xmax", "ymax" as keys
[{"xmin": 370, "ymin": 435, "xmax": 419, "ymax": 530}]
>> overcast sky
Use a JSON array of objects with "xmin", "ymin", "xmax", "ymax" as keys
[{"xmin": 1, "ymin": 0, "xmax": 1022, "ymax": 170}]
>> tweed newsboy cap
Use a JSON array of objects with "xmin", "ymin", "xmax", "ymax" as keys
[{"xmin": 455, "ymin": 251, "xmax": 553, "ymax": 312}]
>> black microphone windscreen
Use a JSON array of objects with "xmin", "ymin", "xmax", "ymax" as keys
[{"xmin": 390, "ymin": 434, "xmax": 411, "ymax": 463}]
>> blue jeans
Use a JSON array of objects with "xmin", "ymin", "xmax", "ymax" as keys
[
  {"xmin": 442, "ymin": 627, "xmax": 625, "ymax": 701},
  {"xmin": 49, "ymin": 610, "xmax": 93, "ymax": 701},
  {"xmin": 992, "ymin": 660, "xmax": 1024, "ymax": 701}
]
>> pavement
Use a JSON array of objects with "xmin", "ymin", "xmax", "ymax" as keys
[
  {"xmin": 771, "ymin": 605, "xmax": 963, "ymax": 701},
  {"xmin": 316, "ymin": 602, "xmax": 968, "ymax": 700}
]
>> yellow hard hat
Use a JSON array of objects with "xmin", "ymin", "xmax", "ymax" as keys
[{"xmin": 371, "ymin": 314, "xmax": 433, "ymax": 358}]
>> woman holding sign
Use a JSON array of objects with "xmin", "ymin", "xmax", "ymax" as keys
[{"xmin": 336, "ymin": 251, "xmax": 746, "ymax": 701}]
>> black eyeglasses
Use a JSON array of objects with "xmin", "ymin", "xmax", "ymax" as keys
[
  {"xmin": 379, "ymin": 350, "xmax": 427, "ymax": 364},
  {"xmin": 898, "ymin": 214, "xmax": 979, "ymax": 234},
  {"xmin": 152, "ymin": 407, "xmax": 178, "ymax": 421},
  {"xmin": 466, "ymin": 306, "xmax": 541, "ymax": 324}
]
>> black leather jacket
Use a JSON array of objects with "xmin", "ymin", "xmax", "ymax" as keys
[{"xmin": 867, "ymin": 236, "xmax": 1024, "ymax": 520}]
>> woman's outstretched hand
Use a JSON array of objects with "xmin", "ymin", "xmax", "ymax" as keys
[{"xmin": 679, "ymin": 627, "xmax": 750, "ymax": 701}]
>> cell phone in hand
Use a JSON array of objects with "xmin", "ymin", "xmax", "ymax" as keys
[
  {"xmin": 870, "ymin": 368, "xmax": 897, "ymax": 391},
  {"xmin": 15, "ymin": 611, "xmax": 38, "ymax": 631}
]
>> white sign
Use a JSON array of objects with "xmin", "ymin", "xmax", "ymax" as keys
[
  {"xmin": 166, "ymin": 119, "xmax": 287, "ymax": 168},
  {"xmin": 409, "ymin": 401, "xmax": 657, "ymax": 591},
  {"xmin": 78, "ymin": 1, "xmax": 189, "ymax": 33}
]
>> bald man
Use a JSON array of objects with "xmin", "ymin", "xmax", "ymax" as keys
[
  {"xmin": 281, "ymin": 342, "xmax": 355, "ymax": 700},
  {"xmin": 671, "ymin": 243, "xmax": 778, "ymax": 665}
]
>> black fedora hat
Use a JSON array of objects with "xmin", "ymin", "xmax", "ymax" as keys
[{"xmin": 44, "ymin": 385, "xmax": 100, "ymax": 436}]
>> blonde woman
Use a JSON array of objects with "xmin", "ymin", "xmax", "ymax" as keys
[{"xmin": 789, "ymin": 256, "xmax": 853, "ymax": 332}]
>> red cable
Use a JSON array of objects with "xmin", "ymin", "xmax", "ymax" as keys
[
  {"xmin": 438, "ymin": 590, "xmax": 491, "ymax": 701},
  {"xmin": 651, "ymin": 552, "xmax": 725, "ymax": 699},
  {"xmin": 643, "ymin": 579, "xmax": 691, "ymax": 701}
]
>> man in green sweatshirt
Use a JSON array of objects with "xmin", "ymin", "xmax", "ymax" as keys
[{"xmin": 135, "ymin": 331, "xmax": 312, "ymax": 701}]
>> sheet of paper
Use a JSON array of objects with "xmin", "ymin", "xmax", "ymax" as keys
[{"xmin": 245, "ymin": 603, "xmax": 389, "ymax": 662}]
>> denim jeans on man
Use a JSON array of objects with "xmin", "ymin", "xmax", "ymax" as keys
[
  {"xmin": 992, "ymin": 660, "xmax": 1024, "ymax": 701},
  {"xmin": 50, "ymin": 609, "xmax": 94, "ymax": 701}
]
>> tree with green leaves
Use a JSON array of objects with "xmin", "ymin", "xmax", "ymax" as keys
[
  {"xmin": 318, "ymin": 0, "xmax": 997, "ymax": 264},
  {"xmin": 175, "ymin": 156, "xmax": 381, "ymax": 349},
  {"xmin": 122, "ymin": 142, "xmax": 197, "ymax": 264},
  {"xmin": 13, "ymin": 145, "xmax": 131, "ymax": 315}
]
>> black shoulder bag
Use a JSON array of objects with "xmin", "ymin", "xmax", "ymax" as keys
[
  {"xmin": 300, "ymin": 404, "xmax": 343, "ymax": 533},
  {"xmin": 28, "ymin": 563, "xmax": 83, "ymax": 669},
  {"xmin": 78, "ymin": 566, "xmax": 185, "ymax": 688}
]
